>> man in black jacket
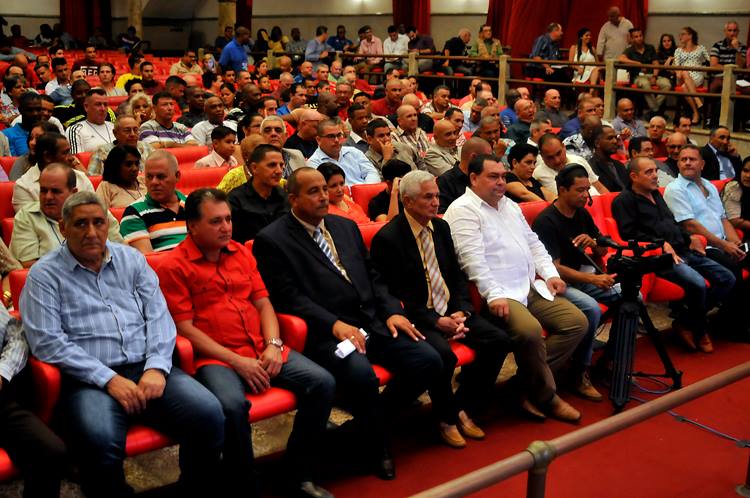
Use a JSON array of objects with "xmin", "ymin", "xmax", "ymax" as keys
[{"xmin": 700, "ymin": 126, "xmax": 742, "ymax": 181}]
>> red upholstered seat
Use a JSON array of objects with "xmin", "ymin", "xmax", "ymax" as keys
[
  {"xmin": 0, "ymin": 157, "xmax": 15, "ymax": 176},
  {"xmin": 519, "ymin": 200, "xmax": 549, "ymax": 225},
  {"xmin": 165, "ymin": 146, "xmax": 210, "ymax": 165},
  {"xmin": 76, "ymin": 152, "xmax": 92, "ymax": 168},
  {"xmin": 89, "ymin": 175, "xmax": 102, "ymax": 189},
  {"xmin": 357, "ymin": 221, "xmax": 386, "ymax": 250},
  {"xmin": 351, "ymin": 182, "xmax": 387, "ymax": 213},
  {"xmin": 109, "ymin": 207, "xmax": 126, "ymax": 222},
  {"xmin": 107, "ymin": 96, "xmax": 128, "ymax": 110},
  {"xmin": 0, "ymin": 182, "xmax": 15, "ymax": 221},
  {"xmin": 0, "ymin": 450, "xmax": 17, "ymax": 482},
  {"xmin": 1, "ymin": 218, "xmax": 12, "ymax": 247},
  {"xmin": 176, "ymin": 166, "xmax": 229, "ymax": 194}
]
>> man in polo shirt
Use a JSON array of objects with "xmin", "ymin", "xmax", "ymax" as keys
[
  {"xmin": 120, "ymin": 150, "xmax": 187, "ymax": 253},
  {"xmin": 308, "ymin": 119, "xmax": 381, "ymax": 185},
  {"xmin": 371, "ymin": 79, "xmax": 403, "ymax": 118},
  {"xmin": 707, "ymin": 22, "xmax": 746, "ymax": 123},
  {"xmin": 219, "ymin": 26, "xmax": 251, "ymax": 73},
  {"xmin": 391, "ymin": 104, "xmax": 429, "ymax": 163},
  {"xmin": 228, "ymin": 144, "xmax": 290, "ymax": 244},
  {"xmin": 191, "ymin": 96, "xmax": 237, "ymax": 147},
  {"xmin": 139, "ymin": 91, "xmax": 198, "ymax": 149},
  {"xmin": 618, "ymin": 28, "xmax": 671, "ymax": 116},
  {"xmin": 88, "ymin": 116, "xmax": 154, "ymax": 175},
  {"xmin": 12, "ymin": 163, "xmax": 123, "ymax": 267},
  {"xmin": 527, "ymin": 23, "xmax": 566, "ymax": 83},
  {"xmin": 72, "ymin": 43, "xmax": 102, "ymax": 76}
]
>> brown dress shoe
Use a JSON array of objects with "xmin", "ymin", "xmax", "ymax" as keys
[
  {"xmin": 457, "ymin": 411, "xmax": 485, "ymax": 439},
  {"xmin": 519, "ymin": 398, "xmax": 546, "ymax": 422},
  {"xmin": 573, "ymin": 372, "xmax": 604, "ymax": 402},
  {"xmin": 548, "ymin": 396, "xmax": 582, "ymax": 424},
  {"xmin": 674, "ymin": 323, "xmax": 697, "ymax": 350},
  {"xmin": 697, "ymin": 333, "xmax": 714, "ymax": 353},
  {"xmin": 439, "ymin": 423, "xmax": 466, "ymax": 449}
]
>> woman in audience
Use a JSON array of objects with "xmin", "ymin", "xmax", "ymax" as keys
[
  {"xmin": 219, "ymin": 82, "xmax": 237, "ymax": 109},
  {"xmin": 317, "ymin": 162, "xmax": 371, "ymax": 223},
  {"xmin": 268, "ymin": 26, "xmax": 287, "ymax": 53},
  {"xmin": 125, "ymin": 92, "xmax": 154, "ymax": 126},
  {"xmin": 254, "ymin": 29, "xmax": 270, "ymax": 53},
  {"xmin": 721, "ymin": 156, "xmax": 750, "ymax": 240},
  {"xmin": 0, "ymin": 75, "xmax": 26, "ymax": 126},
  {"xmin": 236, "ymin": 113, "xmax": 263, "ymax": 142},
  {"xmin": 505, "ymin": 143, "xmax": 555, "ymax": 203},
  {"xmin": 673, "ymin": 26, "xmax": 710, "ymax": 125},
  {"xmin": 124, "ymin": 78, "xmax": 144, "ymax": 97},
  {"xmin": 569, "ymin": 28, "xmax": 599, "ymax": 92},
  {"xmin": 96, "ymin": 144, "xmax": 147, "ymax": 209},
  {"xmin": 9, "ymin": 121, "xmax": 59, "ymax": 181}
]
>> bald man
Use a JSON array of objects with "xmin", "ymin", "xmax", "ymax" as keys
[
  {"xmin": 664, "ymin": 132, "xmax": 687, "ymax": 177},
  {"xmin": 441, "ymin": 28, "xmax": 474, "ymax": 76},
  {"xmin": 506, "ymin": 99, "xmax": 536, "ymax": 143},
  {"xmin": 535, "ymin": 89, "xmax": 567, "ymax": 128},
  {"xmin": 424, "ymin": 120, "xmax": 461, "ymax": 176},
  {"xmin": 596, "ymin": 6, "xmax": 634, "ymax": 60},
  {"xmin": 391, "ymin": 104, "xmax": 429, "ymax": 161},
  {"xmin": 612, "ymin": 98, "xmax": 647, "ymax": 139},
  {"xmin": 394, "ymin": 93, "xmax": 434, "ymax": 134},
  {"xmin": 437, "ymin": 137, "xmax": 492, "ymax": 213},
  {"xmin": 372, "ymin": 79, "xmax": 404, "ymax": 117},
  {"xmin": 284, "ymin": 109, "xmax": 325, "ymax": 159},
  {"xmin": 647, "ymin": 116, "xmax": 668, "ymax": 157}
]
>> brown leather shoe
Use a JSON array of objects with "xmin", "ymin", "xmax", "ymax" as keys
[
  {"xmin": 674, "ymin": 323, "xmax": 697, "ymax": 351},
  {"xmin": 573, "ymin": 372, "xmax": 603, "ymax": 402},
  {"xmin": 439, "ymin": 423, "xmax": 466, "ymax": 449},
  {"xmin": 457, "ymin": 411, "xmax": 485, "ymax": 440},
  {"xmin": 697, "ymin": 333, "xmax": 714, "ymax": 353},
  {"xmin": 548, "ymin": 395, "xmax": 582, "ymax": 424},
  {"xmin": 519, "ymin": 398, "xmax": 546, "ymax": 422}
]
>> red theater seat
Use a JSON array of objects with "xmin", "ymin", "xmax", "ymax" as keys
[
  {"xmin": 351, "ymin": 183, "xmax": 386, "ymax": 213},
  {"xmin": 76, "ymin": 152, "xmax": 92, "ymax": 168},
  {"xmin": 165, "ymin": 146, "xmax": 210, "ymax": 165},
  {"xmin": 0, "ymin": 157, "xmax": 15, "ymax": 177},
  {"xmin": 0, "ymin": 182, "xmax": 15, "ymax": 221},
  {"xmin": 176, "ymin": 166, "xmax": 229, "ymax": 194},
  {"xmin": 1, "ymin": 218, "xmax": 12, "ymax": 247},
  {"xmin": 519, "ymin": 200, "xmax": 549, "ymax": 226},
  {"xmin": 358, "ymin": 222, "xmax": 386, "ymax": 250},
  {"xmin": 109, "ymin": 207, "xmax": 126, "ymax": 222}
]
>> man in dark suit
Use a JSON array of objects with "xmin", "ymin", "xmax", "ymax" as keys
[
  {"xmin": 700, "ymin": 126, "xmax": 742, "ymax": 181},
  {"xmin": 370, "ymin": 170, "xmax": 510, "ymax": 449},
  {"xmin": 253, "ymin": 167, "xmax": 442, "ymax": 480}
]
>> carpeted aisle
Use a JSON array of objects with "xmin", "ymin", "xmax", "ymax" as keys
[{"xmin": 320, "ymin": 337, "xmax": 750, "ymax": 498}]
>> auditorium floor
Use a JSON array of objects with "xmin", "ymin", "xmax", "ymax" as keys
[{"xmin": 0, "ymin": 303, "xmax": 684, "ymax": 497}]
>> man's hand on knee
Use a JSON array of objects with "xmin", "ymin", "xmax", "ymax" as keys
[
  {"xmin": 488, "ymin": 298, "xmax": 510, "ymax": 318},
  {"xmin": 138, "ymin": 369, "xmax": 167, "ymax": 401},
  {"xmin": 107, "ymin": 374, "xmax": 147, "ymax": 414}
]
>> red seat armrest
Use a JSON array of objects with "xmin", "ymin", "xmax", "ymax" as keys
[
  {"xmin": 174, "ymin": 335, "xmax": 195, "ymax": 375},
  {"xmin": 28, "ymin": 358, "xmax": 60, "ymax": 424},
  {"xmin": 277, "ymin": 314, "xmax": 307, "ymax": 353}
]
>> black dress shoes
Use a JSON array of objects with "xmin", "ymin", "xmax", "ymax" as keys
[{"xmin": 291, "ymin": 481, "xmax": 335, "ymax": 498}]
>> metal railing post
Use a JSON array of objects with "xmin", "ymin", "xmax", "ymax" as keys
[
  {"xmin": 719, "ymin": 64, "xmax": 737, "ymax": 128},
  {"xmin": 526, "ymin": 440, "xmax": 555, "ymax": 498},
  {"xmin": 408, "ymin": 52, "xmax": 418, "ymax": 76},
  {"xmin": 498, "ymin": 55, "xmax": 509, "ymax": 107},
  {"xmin": 603, "ymin": 58, "xmax": 616, "ymax": 121}
]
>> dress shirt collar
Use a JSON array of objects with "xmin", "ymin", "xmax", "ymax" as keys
[
  {"xmin": 27, "ymin": 202, "xmax": 59, "ymax": 224},
  {"xmin": 404, "ymin": 210, "xmax": 434, "ymax": 239},
  {"xmin": 181, "ymin": 234, "xmax": 238, "ymax": 261},
  {"xmin": 349, "ymin": 130, "xmax": 365, "ymax": 143},
  {"xmin": 291, "ymin": 210, "xmax": 324, "ymax": 236},
  {"xmin": 205, "ymin": 150, "xmax": 238, "ymax": 167},
  {"xmin": 462, "ymin": 185, "xmax": 501, "ymax": 211},
  {"xmin": 674, "ymin": 173, "xmax": 710, "ymax": 191},
  {"xmin": 59, "ymin": 240, "xmax": 113, "ymax": 273}
]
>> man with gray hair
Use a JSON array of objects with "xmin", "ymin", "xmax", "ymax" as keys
[
  {"xmin": 21, "ymin": 190, "xmax": 226, "ymax": 498},
  {"xmin": 12, "ymin": 163, "xmax": 123, "ymax": 267},
  {"xmin": 120, "ymin": 150, "xmax": 187, "ymax": 253},
  {"xmin": 258, "ymin": 115, "xmax": 307, "ymax": 178},
  {"xmin": 462, "ymin": 97, "xmax": 487, "ymax": 133},
  {"xmin": 370, "ymin": 170, "xmax": 509, "ymax": 448},
  {"xmin": 528, "ymin": 118, "xmax": 553, "ymax": 147}
]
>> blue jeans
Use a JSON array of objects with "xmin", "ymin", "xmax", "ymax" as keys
[
  {"xmin": 195, "ymin": 350, "xmax": 335, "ymax": 486},
  {"xmin": 564, "ymin": 282, "xmax": 623, "ymax": 366},
  {"xmin": 60, "ymin": 363, "xmax": 225, "ymax": 498},
  {"xmin": 657, "ymin": 251, "xmax": 736, "ymax": 333}
]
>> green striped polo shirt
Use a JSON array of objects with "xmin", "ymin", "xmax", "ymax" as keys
[{"xmin": 120, "ymin": 191, "xmax": 187, "ymax": 252}]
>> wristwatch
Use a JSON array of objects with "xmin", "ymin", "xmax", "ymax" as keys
[{"xmin": 266, "ymin": 338, "xmax": 284, "ymax": 351}]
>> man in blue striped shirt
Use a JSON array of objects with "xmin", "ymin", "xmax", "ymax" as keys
[{"xmin": 21, "ymin": 191, "xmax": 225, "ymax": 498}]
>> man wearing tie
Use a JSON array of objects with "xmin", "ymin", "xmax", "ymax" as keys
[
  {"xmin": 700, "ymin": 126, "xmax": 742, "ymax": 181},
  {"xmin": 370, "ymin": 170, "xmax": 510, "ymax": 448},
  {"xmin": 253, "ymin": 167, "xmax": 442, "ymax": 480}
]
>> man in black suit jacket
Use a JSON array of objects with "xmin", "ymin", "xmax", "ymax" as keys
[
  {"xmin": 253, "ymin": 167, "xmax": 442, "ymax": 480},
  {"xmin": 370, "ymin": 171, "xmax": 510, "ymax": 448},
  {"xmin": 700, "ymin": 126, "xmax": 742, "ymax": 181}
]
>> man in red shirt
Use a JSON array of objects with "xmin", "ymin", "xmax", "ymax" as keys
[
  {"xmin": 370, "ymin": 78, "xmax": 403, "ymax": 117},
  {"xmin": 158, "ymin": 188, "xmax": 335, "ymax": 498}
]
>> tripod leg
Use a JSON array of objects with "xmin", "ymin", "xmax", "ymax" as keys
[
  {"xmin": 638, "ymin": 303, "xmax": 683, "ymax": 389},
  {"xmin": 609, "ymin": 302, "xmax": 640, "ymax": 412}
]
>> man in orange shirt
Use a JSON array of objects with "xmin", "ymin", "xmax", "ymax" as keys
[{"xmin": 158, "ymin": 188, "xmax": 336, "ymax": 498}]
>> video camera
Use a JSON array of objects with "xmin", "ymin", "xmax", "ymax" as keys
[{"xmin": 599, "ymin": 237, "xmax": 673, "ymax": 292}]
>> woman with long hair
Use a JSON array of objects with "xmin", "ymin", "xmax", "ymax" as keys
[
  {"xmin": 673, "ymin": 27, "xmax": 710, "ymax": 124},
  {"xmin": 656, "ymin": 33, "xmax": 677, "ymax": 84},
  {"xmin": 96, "ymin": 144, "xmax": 147, "ymax": 209},
  {"xmin": 254, "ymin": 29, "xmax": 269, "ymax": 53},
  {"xmin": 569, "ymin": 28, "xmax": 599, "ymax": 91},
  {"xmin": 268, "ymin": 26, "xmax": 287, "ymax": 53},
  {"xmin": 317, "ymin": 162, "xmax": 371, "ymax": 223}
]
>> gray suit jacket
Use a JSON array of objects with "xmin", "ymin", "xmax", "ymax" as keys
[{"xmin": 424, "ymin": 144, "xmax": 459, "ymax": 177}]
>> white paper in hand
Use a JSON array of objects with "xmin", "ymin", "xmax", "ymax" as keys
[{"xmin": 533, "ymin": 278, "xmax": 555, "ymax": 301}]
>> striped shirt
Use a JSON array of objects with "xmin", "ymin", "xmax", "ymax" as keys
[
  {"xmin": 120, "ymin": 191, "xmax": 188, "ymax": 251},
  {"xmin": 66, "ymin": 120, "xmax": 115, "ymax": 154},
  {"xmin": 20, "ymin": 241, "xmax": 176, "ymax": 387},
  {"xmin": 0, "ymin": 303, "xmax": 27, "ymax": 383},
  {"xmin": 139, "ymin": 119, "xmax": 195, "ymax": 146}
]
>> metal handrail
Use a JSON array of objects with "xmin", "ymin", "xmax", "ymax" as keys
[{"xmin": 411, "ymin": 361, "xmax": 750, "ymax": 498}]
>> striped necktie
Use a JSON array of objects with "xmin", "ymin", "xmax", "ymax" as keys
[
  {"xmin": 313, "ymin": 227, "xmax": 338, "ymax": 269},
  {"xmin": 419, "ymin": 227, "xmax": 448, "ymax": 316}
]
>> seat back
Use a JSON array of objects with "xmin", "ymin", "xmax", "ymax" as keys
[
  {"xmin": 357, "ymin": 222, "xmax": 386, "ymax": 250},
  {"xmin": 165, "ymin": 146, "xmax": 210, "ymax": 166},
  {"xmin": 1, "ymin": 218, "xmax": 13, "ymax": 247},
  {"xmin": 519, "ymin": 200, "xmax": 549, "ymax": 226},
  {"xmin": 350, "ymin": 183, "xmax": 387, "ymax": 214},
  {"xmin": 0, "ymin": 182, "xmax": 15, "ymax": 220},
  {"xmin": 76, "ymin": 152, "xmax": 92, "ymax": 168},
  {"xmin": 109, "ymin": 207, "xmax": 126, "ymax": 222},
  {"xmin": 176, "ymin": 166, "xmax": 229, "ymax": 195},
  {"xmin": 9, "ymin": 269, "xmax": 29, "ymax": 311},
  {"xmin": 0, "ymin": 157, "xmax": 16, "ymax": 177}
]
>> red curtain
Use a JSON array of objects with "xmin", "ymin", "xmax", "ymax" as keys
[
  {"xmin": 60, "ymin": 0, "xmax": 111, "ymax": 44},
  {"xmin": 393, "ymin": 0, "xmax": 431, "ymax": 35},
  {"xmin": 236, "ymin": 0, "xmax": 253, "ymax": 31},
  {"xmin": 487, "ymin": 0, "xmax": 647, "ymax": 57}
]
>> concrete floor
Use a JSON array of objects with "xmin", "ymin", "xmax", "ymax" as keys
[{"xmin": 0, "ymin": 302, "xmax": 675, "ymax": 497}]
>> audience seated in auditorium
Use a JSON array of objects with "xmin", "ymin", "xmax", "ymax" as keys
[
  {"xmin": 663, "ymin": 132, "xmax": 687, "ymax": 178},
  {"xmin": 354, "ymin": 25, "xmax": 384, "ymax": 82},
  {"xmin": 473, "ymin": 117, "xmax": 506, "ymax": 158},
  {"xmin": 674, "ymin": 116, "xmax": 697, "ymax": 145},
  {"xmin": 115, "ymin": 53, "xmax": 144, "ymax": 90},
  {"xmin": 253, "ymin": 167, "xmax": 443, "ymax": 480},
  {"xmin": 55, "ymin": 80, "xmax": 116, "ymax": 129},
  {"xmin": 258, "ymin": 115, "xmax": 307, "ymax": 178},
  {"xmin": 21, "ymin": 191, "xmax": 225, "ymax": 498},
  {"xmin": 535, "ymin": 134, "xmax": 608, "ymax": 196},
  {"xmin": 343, "ymin": 103, "xmax": 369, "ymax": 153},
  {"xmin": 424, "ymin": 120, "xmax": 460, "ymax": 177},
  {"xmin": 14, "ymin": 133, "xmax": 94, "ymax": 213},
  {"xmin": 461, "ymin": 97, "xmax": 487, "ymax": 134},
  {"xmin": 95, "ymin": 144, "xmax": 148, "ymax": 209},
  {"xmin": 365, "ymin": 118, "xmax": 419, "ymax": 172},
  {"xmin": 227, "ymin": 144, "xmax": 289, "ymax": 244},
  {"xmin": 44, "ymin": 57, "xmax": 71, "ymax": 101},
  {"xmin": 371, "ymin": 170, "xmax": 509, "ymax": 447},
  {"xmin": 139, "ymin": 92, "xmax": 198, "ymax": 149},
  {"xmin": 170, "ymin": 49, "xmax": 202, "ymax": 76},
  {"xmin": 528, "ymin": 23, "xmax": 567, "ymax": 83},
  {"xmin": 443, "ymin": 154, "xmax": 585, "ymax": 422},
  {"xmin": 440, "ymin": 28, "xmax": 474, "ymax": 76},
  {"xmin": 382, "ymin": 25, "xmax": 409, "ymax": 73},
  {"xmin": 506, "ymin": 99, "xmax": 536, "ymax": 144},
  {"xmin": 217, "ymin": 135, "xmax": 264, "ymax": 193},
  {"xmin": 371, "ymin": 79, "xmax": 403, "ymax": 118},
  {"xmin": 535, "ymin": 89, "xmax": 567, "ymax": 128},
  {"xmin": 596, "ymin": 6, "xmax": 633, "ymax": 60},
  {"xmin": 444, "ymin": 108, "xmax": 467, "ymax": 148},
  {"xmin": 588, "ymin": 125, "xmax": 630, "ymax": 192},
  {"xmin": 647, "ymin": 116, "xmax": 668, "ymax": 157},
  {"xmin": 707, "ymin": 22, "xmax": 746, "ymax": 124},
  {"xmin": 505, "ymin": 143, "xmax": 554, "ymax": 203},
  {"xmin": 613, "ymin": 155, "xmax": 737, "ymax": 350},
  {"xmin": 71, "ymin": 44, "xmax": 101, "ymax": 76},
  {"xmin": 309, "ymin": 119, "xmax": 380, "ymax": 185},
  {"xmin": 195, "ymin": 126, "xmax": 239, "ymax": 169},
  {"xmin": 369, "ymin": 159, "xmax": 411, "ymax": 221},
  {"xmin": 318, "ymin": 162, "xmax": 371, "ymax": 224},
  {"xmin": 120, "ymin": 150, "xmax": 187, "ymax": 253},
  {"xmin": 437, "ymin": 137, "xmax": 492, "ymax": 214},
  {"xmin": 394, "ymin": 93, "xmax": 435, "ymax": 134},
  {"xmin": 176, "ymin": 86, "xmax": 207, "ymax": 129},
  {"xmin": 158, "ymin": 187, "xmax": 336, "ymax": 498},
  {"xmin": 559, "ymin": 97, "xmax": 596, "ymax": 140},
  {"xmin": 721, "ymin": 157, "xmax": 750, "ymax": 238},
  {"xmin": 700, "ymin": 126, "xmax": 742, "ymax": 181},
  {"xmin": 391, "ymin": 104, "xmax": 430, "ymax": 162},
  {"xmin": 138, "ymin": 61, "xmax": 162, "ymax": 96},
  {"xmin": 618, "ymin": 28, "xmax": 672, "ymax": 116},
  {"xmin": 191, "ymin": 96, "xmax": 237, "ymax": 146},
  {"xmin": 123, "ymin": 91, "xmax": 154, "ymax": 127},
  {"xmin": 611, "ymin": 98, "xmax": 647, "ymax": 139},
  {"xmin": 305, "ymin": 26, "xmax": 334, "ymax": 69},
  {"xmin": 528, "ymin": 119, "xmax": 553, "ymax": 148},
  {"xmin": 284, "ymin": 109, "xmax": 321, "ymax": 159},
  {"xmin": 13, "ymin": 163, "xmax": 122, "ymax": 267},
  {"xmin": 562, "ymin": 115, "xmax": 600, "ymax": 162},
  {"xmin": 569, "ymin": 28, "xmax": 600, "ymax": 91},
  {"xmin": 66, "ymin": 89, "xmax": 115, "ymax": 154},
  {"xmin": 422, "ymin": 85, "xmax": 455, "ymax": 120}
]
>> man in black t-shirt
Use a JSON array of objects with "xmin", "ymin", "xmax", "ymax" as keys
[
  {"xmin": 532, "ymin": 165, "xmax": 620, "ymax": 401},
  {"xmin": 368, "ymin": 159, "xmax": 410, "ymax": 221}
]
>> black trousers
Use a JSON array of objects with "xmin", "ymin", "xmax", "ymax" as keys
[
  {"xmin": 419, "ymin": 314, "xmax": 510, "ymax": 424},
  {"xmin": 706, "ymin": 246, "xmax": 748, "ymax": 320},
  {"xmin": 0, "ymin": 368, "xmax": 67, "ymax": 498}
]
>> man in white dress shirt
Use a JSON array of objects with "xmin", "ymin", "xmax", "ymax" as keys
[{"xmin": 444, "ymin": 154, "xmax": 586, "ymax": 423}]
